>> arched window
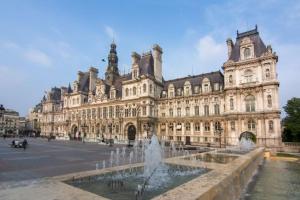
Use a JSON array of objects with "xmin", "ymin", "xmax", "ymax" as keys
[
  {"xmin": 204, "ymin": 105, "xmax": 209, "ymax": 116},
  {"xmin": 204, "ymin": 122, "xmax": 210, "ymax": 132},
  {"xmin": 247, "ymin": 119, "xmax": 256, "ymax": 131},
  {"xmin": 245, "ymin": 95, "xmax": 255, "ymax": 112},
  {"xmin": 149, "ymin": 84, "xmax": 153, "ymax": 94},
  {"xmin": 143, "ymin": 84, "xmax": 146, "ymax": 93},
  {"xmin": 230, "ymin": 98, "xmax": 234, "ymax": 110},
  {"xmin": 244, "ymin": 48, "xmax": 251, "ymax": 59},
  {"xmin": 269, "ymin": 120, "xmax": 274, "ymax": 132},
  {"xmin": 185, "ymin": 107, "xmax": 190, "ymax": 116},
  {"xmin": 267, "ymin": 95, "xmax": 272, "ymax": 108},
  {"xmin": 125, "ymin": 88, "xmax": 129, "ymax": 96},
  {"xmin": 214, "ymin": 104, "xmax": 220, "ymax": 115},
  {"xmin": 133, "ymin": 87, "xmax": 136, "ymax": 95}
]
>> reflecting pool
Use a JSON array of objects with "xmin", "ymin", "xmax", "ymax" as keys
[{"xmin": 242, "ymin": 158, "xmax": 300, "ymax": 200}]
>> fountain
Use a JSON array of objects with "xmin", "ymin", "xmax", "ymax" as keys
[
  {"xmin": 66, "ymin": 134, "xmax": 208, "ymax": 199},
  {"xmin": 64, "ymin": 134, "xmax": 262, "ymax": 200}
]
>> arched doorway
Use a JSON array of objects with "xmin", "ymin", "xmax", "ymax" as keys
[
  {"xmin": 71, "ymin": 125, "xmax": 78, "ymax": 139},
  {"xmin": 239, "ymin": 131, "xmax": 256, "ymax": 143},
  {"xmin": 127, "ymin": 124, "xmax": 136, "ymax": 147},
  {"xmin": 128, "ymin": 125, "xmax": 136, "ymax": 140}
]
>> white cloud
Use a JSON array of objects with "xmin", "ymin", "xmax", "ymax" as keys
[
  {"xmin": 104, "ymin": 25, "xmax": 117, "ymax": 40},
  {"xmin": 24, "ymin": 49, "xmax": 52, "ymax": 66},
  {"xmin": 195, "ymin": 35, "xmax": 226, "ymax": 68}
]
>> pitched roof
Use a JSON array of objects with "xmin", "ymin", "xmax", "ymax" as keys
[
  {"xmin": 163, "ymin": 71, "xmax": 224, "ymax": 90},
  {"xmin": 229, "ymin": 27, "xmax": 267, "ymax": 61}
]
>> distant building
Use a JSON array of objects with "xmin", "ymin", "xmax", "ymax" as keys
[
  {"xmin": 0, "ymin": 105, "xmax": 20, "ymax": 136},
  {"xmin": 30, "ymin": 27, "xmax": 281, "ymax": 147}
]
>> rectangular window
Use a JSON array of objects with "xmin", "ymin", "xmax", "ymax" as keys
[
  {"xmin": 194, "ymin": 123, "xmax": 200, "ymax": 131},
  {"xmin": 230, "ymin": 121, "xmax": 235, "ymax": 131},
  {"xmin": 194, "ymin": 106, "xmax": 199, "ymax": 116},
  {"xmin": 142, "ymin": 107, "xmax": 146, "ymax": 116}
]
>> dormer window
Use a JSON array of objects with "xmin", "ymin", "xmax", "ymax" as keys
[
  {"xmin": 194, "ymin": 86, "xmax": 199, "ymax": 94},
  {"xmin": 214, "ymin": 83, "xmax": 219, "ymax": 91},
  {"xmin": 244, "ymin": 48, "xmax": 251, "ymax": 59},
  {"xmin": 133, "ymin": 70, "xmax": 138, "ymax": 79},
  {"xmin": 204, "ymin": 84, "xmax": 209, "ymax": 92}
]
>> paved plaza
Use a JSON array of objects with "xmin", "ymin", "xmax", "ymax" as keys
[{"xmin": 0, "ymin": 138, "xmax": 127, "ymax": 183}]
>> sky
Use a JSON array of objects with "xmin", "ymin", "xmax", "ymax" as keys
[{"xmin": 0, "ymin": 0, "xmax": 300, "ymax": 116}]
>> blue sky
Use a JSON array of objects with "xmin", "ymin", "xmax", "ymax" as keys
[{"xmin": 0, "ymin": 0, "xmax": 300, "ymax": 116}]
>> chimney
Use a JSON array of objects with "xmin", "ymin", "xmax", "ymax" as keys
[
  {"xmin": 226, "ymin": 38, "xmax": 234, "ymax": 59},
  {"xmin": 131, "ymin": 52, "xmax": 141, "ymax": 66},
  {"xmin": 77, "ymin": 71, "xmax": 84, "ymax": 82},
  {"xmin": 89, "ymin": 67, "xmax": 98, "ymax": 92},
  {"xmin": 152, "ymin": 44, "xmax": 163, "ymax": 83}
]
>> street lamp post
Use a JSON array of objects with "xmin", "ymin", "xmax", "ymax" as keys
[{"xmin": 215, "ymin": 127, "xmax": 224, "ymax": 148}]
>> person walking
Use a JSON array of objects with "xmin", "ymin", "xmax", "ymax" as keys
[{"xmin": 22, "ymin": 139, "xmax": 27, "ymax": 150}]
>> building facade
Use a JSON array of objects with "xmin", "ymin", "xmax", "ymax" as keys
[
  {"xmin": 0, "ymin": 104, "xmax": 20, "ymax": 136},
  {"xmin": 30, "ymin": 27, "xmax": 281, "ymax": 146}
]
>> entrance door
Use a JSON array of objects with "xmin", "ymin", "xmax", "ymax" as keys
[
  {"xmin": 186, "ymin": 136, "xmax": 191, "ymax": 145},
  {"xmin": 128, "ymin": 125, "xmax": 136, "ymax": 140},
  {"xmin": 127, "ymin": 125, "xmax": 136, "ymax": 146}
]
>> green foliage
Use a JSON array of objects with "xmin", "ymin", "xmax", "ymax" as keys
[{"xmin": 283, "ymin": 97, "xmax": 300, "ymax": 142}]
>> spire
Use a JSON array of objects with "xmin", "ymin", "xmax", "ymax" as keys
[
  {"xmin": 67, "ymin": 83, "xmax": 72, "ymax": 93},
  {"xmin": 105, "ymin": 42, "xmax": 120, "ymax": 84}
]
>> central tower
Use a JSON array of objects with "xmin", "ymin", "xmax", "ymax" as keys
[{"xmin": 105, "ymin": 42, "xmax": 120, "ymax": 85}]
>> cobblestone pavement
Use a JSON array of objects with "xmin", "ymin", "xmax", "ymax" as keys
[{"xmin": 0, "ymin": 137, "xmax": 127, "ymax": 182}]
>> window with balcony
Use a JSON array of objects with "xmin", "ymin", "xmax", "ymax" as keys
[
  {"xmin": 204, "ymin": 122, "xmax": 210, "ymax": 132},
  {"xmin": 245, "ymin": 95, "xmax": 255, "ymax": 112},
  {"xmin": 177, "ymin": 108, "xmax": 181, "ymax": 117},
  {"xmin": 194, "ymin": 106, "xmax": 199, "ymax": 116},
  {"xmin": 204, "ymin": 105, "xmax": 209, "ymax": 116},
  {"xmin": 185, "ymin": 107, "xmax": 190, "ymax": 116},
  {"xmin": 185, "ymin": 123, "xmax": 191, "ymax": 131},
  {"xmin": 169, "ymin": 108, "xmax": 173, "ymax": 117},
  {"xmin": 214, "ymin": 104, "xmax": 220, "ymax": 115},
  {"xmin": 194, "ymin": 123, "xmax": 200, "ymax": 131}
]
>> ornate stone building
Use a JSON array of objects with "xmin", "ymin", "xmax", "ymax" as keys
[
  {"xmin": 30, "ymin": 27, "xmax": 281, "ymax": 146},
  {"xmin": 0, "ymin": 104, "xmax": 20, "ymax": 136}
]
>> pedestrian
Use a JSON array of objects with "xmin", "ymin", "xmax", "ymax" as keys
[{"xmin": 22, "ymin": 139, "xmax": 27, "ymax": 150}]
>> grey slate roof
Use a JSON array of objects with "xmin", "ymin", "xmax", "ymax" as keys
[
  {"xmin": 163, "ymin": 71, "xmax": 224, "ymax": 91},
  {"xmin": 229, "ymin": 28, "xmax": 267, "ymax": 62},
  {"xmin": 48, "ymin": 87, "xmax": 61, "ymax": 102}
]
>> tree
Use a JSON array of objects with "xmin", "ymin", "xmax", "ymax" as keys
[{"xmin": 283, "ymin": 97, "xmax": 300, "ymax": 142}]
